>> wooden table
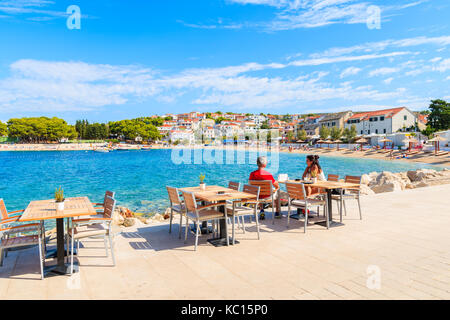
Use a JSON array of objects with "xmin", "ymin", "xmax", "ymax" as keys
[
  {"xmin": 180, "ymin": 185, "xmax": 257, "ymax": 246},
  {"xmin": 19, "ymin": 197, "xmax": 97, "ymax": 276},
  {"xmin": 280, "ymin": 180, "xmax": 360, "ymax": 228}
]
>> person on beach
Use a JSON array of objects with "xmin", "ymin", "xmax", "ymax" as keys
[
  {"xmin": 249, "ymin": 156, "xmax": 281, "ymax": 220},
  {"xmin": 301, "ymin": 155, "xmax": 326, "ymax": 196}
]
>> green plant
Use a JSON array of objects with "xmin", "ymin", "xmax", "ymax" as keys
[
  {"xmin": 55, "ymin": 186, "xmax": 64, "ymax": 202},
  {"xmin": 199, "ymin": 174, "xmax": 206, "ymax": 184}
]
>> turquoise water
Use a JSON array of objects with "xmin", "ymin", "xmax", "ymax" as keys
[{"xmin": 0, "ymin": 149, "xmax": 443, "ymax": 215}]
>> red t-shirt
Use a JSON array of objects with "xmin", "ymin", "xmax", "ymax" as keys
[{"xmin": 249, "ymin": 169, "xmax": 275, "ymax": 184}]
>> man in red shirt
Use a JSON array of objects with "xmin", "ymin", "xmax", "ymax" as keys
[{"xmin": 249, "ymin": 156, "xmax": 281, "ymax": 219}]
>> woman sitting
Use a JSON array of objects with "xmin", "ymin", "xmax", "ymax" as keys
[{"xmin": 302, "ymin": 155, "xmax": 326, "ymax": 196}]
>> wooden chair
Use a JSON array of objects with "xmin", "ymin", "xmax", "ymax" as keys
[
  {"xmin": 285, "ymin": 182, "xmax": 328, "ymax": 233},
  {"xmin": 249, "ymin": 180, "xmax": 277, "ymax": 224},
  {"xmin": 0, "ymin": 221, "xmax": 45, "ymax": 279},
  {"xmin": 327, "ymin": 174, "xmax": 339, "ymax": 182},
  {"xmin": 331, "ymin": 175, "xmax": 362, "ymax": 220},
  {"xmin": 181, "ymin": 191, "xmax": 228, "ymax": 251},
  {"xmin": 68, "ymin": 196, "xmax": 117, "ymax": 274},
  {"xmin": 166, "ymin": 186, "xmax": 186, "ymax": 239},
  {"xmin": 0, "ymin": 199, "xmax": 44, "ymax": 251},
  {"xmin": 226, "ymin": 185, "xmax": 261, "ymax": 244},
  {"xmin": 93, "ymin": 191, "xmax": 115, "ymax": 210}
]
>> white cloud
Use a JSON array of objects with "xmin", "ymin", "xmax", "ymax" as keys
[
  {"xmin": 225, "ymin": 0, "xmax": 428, "ymax": 31},
  {"xmin": 383, "ymin": 77, "xmax": 394, "ymax": 84},
  {"xmin": 433, "ymin": 59, "xmax": 450, "ymax": 72},
  {"xmin": 340, "ymin": 67, "xmax": 362, "ymax": 78},
  {"xmin": 369, "ymin": 67, "xmax": 399, "ymax": 77}
]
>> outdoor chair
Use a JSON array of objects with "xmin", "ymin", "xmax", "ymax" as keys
[
  {"xmin": 331, "ymin": 175, "xmax": 362, "ymax": 220},
  {"xmin": 226, "ymin": 184, "xmax": 261, "ymax": 244},
  {"xmin": 68, "ymin": 196, "xmax": 117, "ymax": 274},
  {"xmin": 0, "ymin": 199, "xmax": 45, "ymax": 251},
  {"xmin": 93, "ymin": 191, "xmax": 115, "ymax": 210},
  {"xmin": 166, "ymin": 186, "xmax": 186, "ymax": 239},
  {"xmin": 181, "ymin": 191, "xmax": 229, "ymax": 251},
  {"xmin": 249, "ymin": 180, "xmax": 277, "ymax": 224},
  {"xmin": 0, "ymin": 220, "xmax": 45, "ymax": 279},
  {"xmin": 285, "ymin": 182, "xmax": 329, "ymax": 233},
  {"xmin": 327, "ymin": 174, "xmax": 339, "ymax": 182},
  {"xmin": 227, "ymin": 181, "xmax": 245, "ymax": 231}
]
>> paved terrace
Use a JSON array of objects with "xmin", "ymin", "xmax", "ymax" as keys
[{"xmin": 1, "ymin": 184, "xmax": 449, "ymax": 300}]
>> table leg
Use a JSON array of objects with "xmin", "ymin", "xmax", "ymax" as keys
[
  {"xmin": 207, "ymin": 204, "xmax": 238, "ymax": 247},
  {"xmin": 43, "ymin": 218, "xmax": 79, "ymax": 276},
  {"xmin": 315, "ymin": 189, "xmax": 344, "ymax": 228}
]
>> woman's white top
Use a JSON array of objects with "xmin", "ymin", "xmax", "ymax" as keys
[{"xmin": 305, "ymin": 170, "xmax": 326, "ymax": 181}]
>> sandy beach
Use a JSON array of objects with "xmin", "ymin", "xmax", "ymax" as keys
[{"xmin": 1, "ymin": 143, "xmax": 449, "ymax": 166}]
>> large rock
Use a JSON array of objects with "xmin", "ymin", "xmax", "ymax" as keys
[
  {"xmin": 408, "ymin": 169, "xmax": 437, "ymax": 182},
  {"xmin": 360, "ymin": 184, "xmax": 375, "ymax": 195},
  {"xmin": 123, "ymin": 217, "xmax": 136, "ymax": 227},
  {"xmin": 361, "ymin": 174, "xmax": 371, "ymax": 185},
  {"xmin": 371, "ymin": 181, "xmax": 404, "ymax": 193},
  {"xmin": 112, "ymin": 210, "xmax": 125, "ymax": 226}
]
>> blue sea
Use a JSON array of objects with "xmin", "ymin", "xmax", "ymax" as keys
[{"xmin": 0, "ymin": 149, "xmax": 443, "ymax": 215}]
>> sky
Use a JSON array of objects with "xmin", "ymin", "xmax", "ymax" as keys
[{"xmin": 0, "ymin": 0, "xmax": 449, "ymax": 123}]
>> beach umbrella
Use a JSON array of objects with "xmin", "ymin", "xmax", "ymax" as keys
[
  {"xmin": 316, "ymin": 139, "xmax": 325, "ymax": 148},
  {"xmin": 355, "ymin": 137, "xmax": 368, "ymax": 151},
  {"xmin": 334, "ymin": 139, "xmax": 343, "ymax": 150},
  {"xmin": 406, "ymin": 137, "xmax": 419, "ymax": 152},
  {"xmin": 428, "ymin": 136, "xmax": 446, "ymax": 155},
  {"xmin": 323, "ymin": 139, "xmax": 333, "ymax": 148},
  {"xmin": 379, "ymin": 137, "xmax": 392, "ymax": 149}
]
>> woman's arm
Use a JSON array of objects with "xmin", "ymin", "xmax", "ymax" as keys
[{"xmin": 301, "ymin": 167, "xmax": 308, "ymax": 179}]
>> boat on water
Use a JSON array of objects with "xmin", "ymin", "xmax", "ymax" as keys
[
  {"xmin": 141, "ymin": 145, "xmax": 152, "ymax": 150},
  {"xmin": 93, "ymin": 147, "xmax": 111, "ymax": 153}
]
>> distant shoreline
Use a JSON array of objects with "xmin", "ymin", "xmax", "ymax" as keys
[{"xmin": 0, "ymin": 143, "xmax": 448, "ymax": 166}]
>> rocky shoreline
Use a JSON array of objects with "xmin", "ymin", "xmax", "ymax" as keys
[{"xmin": 109, "ymin": 168, "xmax": 450, "ymax": 227}]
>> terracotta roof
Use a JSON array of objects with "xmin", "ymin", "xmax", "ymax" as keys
[
  {"xmin": 349, "ymin": 107, "xmax": 405, "ymax": 121},
  {"xmin": 417, "ymin": 114, "xmax": 428, "ymax": 124}
]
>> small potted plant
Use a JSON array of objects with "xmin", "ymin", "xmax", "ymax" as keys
[
  {"xmin": 55, "ymin": 186, "xmax": 65, "ymax": 211},
  {"xmin": 199, "ymin": 174, "xmax": 206, "ymax": 191}
]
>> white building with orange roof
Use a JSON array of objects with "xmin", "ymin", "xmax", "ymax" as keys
[{"xmin": 345, "ymin": 107, "xmax": 417, "ymax": 135}]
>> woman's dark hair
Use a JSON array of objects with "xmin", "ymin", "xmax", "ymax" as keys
[{"xmin": 306, "ymin": 155, "xmax": 322, "ymax": 173}]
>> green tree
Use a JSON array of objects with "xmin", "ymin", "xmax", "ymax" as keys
[
  {"xmin": 109, "ymin": 118, "xmax": 161, "ymax": 142},
  {"xmin": 330, "ymin": 126, "xmax": 343, "ymax": 141},
  {"xmin": 427, "ymin": 99, "xmax": 450, "ymax": 131},
  {"xmin": 343, "ymin": 125, "xmax": 357, "ymax": 142},
  {"xmin": 286, "ymin": 131, "xmax": 294, "ymax": 142},
  {"xmin": 0, "ymin": 121, "xmax": 7, "ymax": 137},
  {"xmin": 215, "ymin": 117, "xmax": 226, "ymax": 124},
  {"xmin": 319, "ymin": 126, "xmax": 330, "ymax": 140},
  {"xmin": 260, "ymin": 120, "xmax": 270, "ymax": 129},
  {"xmin": 297, "ymin": 129, "xmax": 307, "ymax": 141},
  {"xmin": 7, "ymin": 117, "xmax": 76, "ymax": 142}
]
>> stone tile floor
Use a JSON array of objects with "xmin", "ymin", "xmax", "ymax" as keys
[{"xmin": 1, "ymin": 184, "xmax": 449, "ymax": 299}]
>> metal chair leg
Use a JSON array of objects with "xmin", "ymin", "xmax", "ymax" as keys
[
  {"xmin": 38, "ymin": 236, "xmax": 44, "ymax": 280},
  {"xmin": 179, "ymin": 213, "xmax": 183, "ymax": 239},
  {"xmin": 357, "ymin": 196, "xmax": 362, "ymax": 220},
  {"xmin": 184, "ymin": 217, "xmax": 189, "ymax": 243},
  {"xmin": 343, "ymin": 200, "xmax": 347, "ymax": 216},
  {"xmin": 104, "ymin": 235, "xmax": 109, "ymax": 257},
  {"xmin": 232, "ymin": 214, "xmax": 235, "ymax": 245},
  {"xmin": 109, "ymin": 232, "xmax": 116, "ymax": 266},
  {"xmin": 224, "ymin": 216, "xmax": 229, "ymax": 246},
  {"xmin": 255, "ymin": 206, "xmax": 260, "ymax": 240},
  {"xmin": 70, "ymin": 231, "xmax": 75, "ymax": 275},
  {"xmin": 287, "ymin": 200, "xmax": 291, "ymax": 228},
  {"xmin": 194, "ymin": 223, "xmax": 200, "ymax": 251},
  {"xmin": 169, "ymin": 208, "xmax": 174, "ymax": 234},
  {"xmin": 304, "ymin": 206, "xmax": 308, "ymax": 233}
]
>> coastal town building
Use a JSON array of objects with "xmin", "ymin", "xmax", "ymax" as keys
[
  {"xmin": 345, "ymin": 107, "xmax": 417, "ymax": 135},
  {"xmin": 318, "ymin": 111, "xmax": 352, "ymax": 129}
]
